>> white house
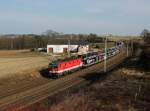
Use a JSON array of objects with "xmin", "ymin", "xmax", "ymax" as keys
[{"xmin": 47, "ymin": 40, "xmax": 89, "ymax": 53}]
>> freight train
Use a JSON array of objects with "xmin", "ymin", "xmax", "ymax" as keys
[{"xmin": 48, "ymin": 42, "xmax": 124, "ymax": 78}]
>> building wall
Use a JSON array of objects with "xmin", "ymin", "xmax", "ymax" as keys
[
  {"xmin": 47, "ymin": 45, "xmax": 78, "ymax": 53},
  {"xmin": 47, "ymin": 45, "xmax": 89, "ymax": 54},
  {"xmin": 78, "ymin": 45, "xmax": 89, "ymax": 53}
]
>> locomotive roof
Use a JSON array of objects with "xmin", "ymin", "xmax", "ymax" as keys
[{"xmin": 50, "ymin": 56, "xmax": 79, "ymax": 65}]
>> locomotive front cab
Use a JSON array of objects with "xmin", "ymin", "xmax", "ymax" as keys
[{"xmin": 48, "ymin": 63, "xmax": 58, "ymax": 76}]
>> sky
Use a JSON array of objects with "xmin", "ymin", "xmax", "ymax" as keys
[{"xmin": 0, "ymin": 0, "xmax": 150, "ymax": 35}]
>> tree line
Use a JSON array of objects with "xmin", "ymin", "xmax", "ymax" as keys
[
  {"xmin": 141, "ymin": 29, "xmax": 150, "ymax": 43},
  {"xmin": 0, "ymin": 33, "xmax": 104, "ymax": 50}
]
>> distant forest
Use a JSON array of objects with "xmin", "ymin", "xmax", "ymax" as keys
[{"xmin": 0, "ymin": 32, "xmax": 104, "ymax": 50}]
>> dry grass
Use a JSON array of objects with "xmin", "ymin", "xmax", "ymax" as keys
[
  {"xmin": 0, "ymin": 50, "xmax": 30, "ymax": 57},
  {"xmin": 48, "ymin": 69, "xmax": 150, "ymax": 111},
  {"xmin": 49, "ymin": 95, "xmax": 94, "ymax": 111},
  {"xmin": 0, "ymin": 56, "xmax": 50, "ymax": 78},
  {"xmin": 121, "ymin": 68, "xmax": 145, "ymax": 77}
]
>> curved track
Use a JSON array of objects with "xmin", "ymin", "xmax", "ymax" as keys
[{"xmin": 0, "ymin": 49, "xmax": 128, "ymax": 111}]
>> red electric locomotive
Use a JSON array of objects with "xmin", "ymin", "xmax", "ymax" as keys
[{"xmin": 48, "ymin": 57, "xmax": 83, "ymax": 77}]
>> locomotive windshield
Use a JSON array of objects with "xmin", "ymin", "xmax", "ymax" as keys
[{"xmin": 49, "ymin": 63, "xmax": 58, "ymax": 68}]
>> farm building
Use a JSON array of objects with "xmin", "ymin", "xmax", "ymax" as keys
[{"xmin": 47, "ymin": 40, "xmax": 89, "ymax": 54}]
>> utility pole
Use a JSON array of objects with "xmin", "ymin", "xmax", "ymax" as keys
[
  {"xmin": 11, "ymin": 38, "xmax": 13, "ymax": 49},
  {"xmin": 127, "ymin": 41, "xmax": 129, "ymax": 57},
  {"xmin": 104, "ymin": 34, "xmax": 108, "ymax": 73},
  {"xmin": 131, "ymin": 40, "xmax": 133, "ymax": 55},
  {"xmin": 68, "ymin": 39, "xmax": 71, "ymax": 57}
]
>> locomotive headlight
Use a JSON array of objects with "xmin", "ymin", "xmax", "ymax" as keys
[{"xmin": 104, "ymin": 56, "xmax": 107, "ymax": 60}]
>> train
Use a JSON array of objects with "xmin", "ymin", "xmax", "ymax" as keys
[{"xmin": 48, "ymin": 42, "xmax": 124, "ymax": 78}]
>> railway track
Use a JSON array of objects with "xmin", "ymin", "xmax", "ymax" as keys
[
  {"xmin": 0, "ymin": 50, "xmax": 128, "ymax": 111},
  {"xmin": 0, "ymin": 78, "xmax": 52, "ymax": 99}
]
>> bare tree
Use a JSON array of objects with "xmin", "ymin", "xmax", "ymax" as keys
[{"xmin": 141, "ymin": 29, "xmax": 150, "ymax": 43}]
